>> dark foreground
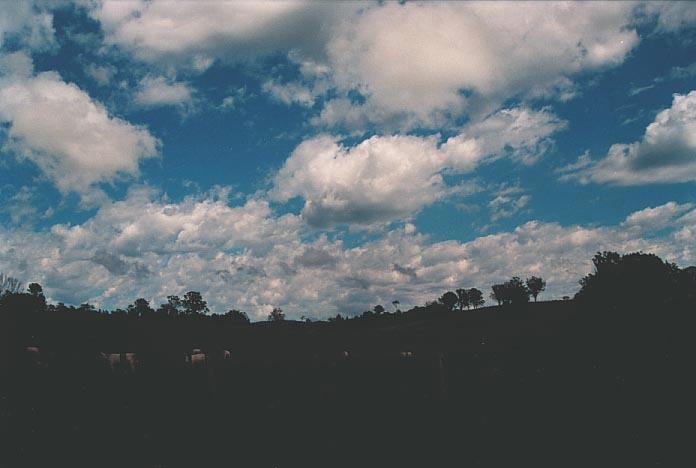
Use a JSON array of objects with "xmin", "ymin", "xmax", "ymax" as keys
[{"xmin": 2, "ymin": 301, "xmax": 693, "ymax": 467}]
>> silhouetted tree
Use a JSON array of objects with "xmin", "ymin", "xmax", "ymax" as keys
[
  {"xmin": 491, "ymin": 278, "xmax": 529, "ymax": 306},
  {"xmin": 439, "ymin": 291, "xmax": 458, "ymax": 311},
  {"xmin": 157, "ymin": 295, "xmax": 182, "ymax": 317},
  {"xmin": 225, "ymin": 309, "xmax": 250, "ymax": 325},
  {"xmin": 526, "ymin": 276, "xmax": 546, "ymax": 302},
  {"xmin": 392, "ymin": 300, "xmax": 400, "ymax": 313},
  {"xmin": 268, "ymin": 307, "xmax": 285, "ymax": 321},
  {"xmin": 182, "ymin": 291, "xmax": 209, "ymax": 315},
  {"xmin": 490, "ymin": 284, "xmax": 505, "ymax": 306},
  {"xmin": 128, "ymin": 298, "xmax": 154, "ymax": 318},
  {"xmin": 468, "ymin": 288, "xmax": 485, "ymax": 308},
  {"xmin": 505, "ymin": 277, "xmax": 530, "ymax": 305},
  {"xmin": 25, "ymin": 283, "xmax": 47, "ymax": 311},
  {"xmin": 576, "ymin": 251, "xmax": 682, "ymax": 308},
  {"xmin": 455, "ymin": 288, "xmax": 469, "ymax": 311},
  {"xmin": 27, "ymin": 283, "xmax": 43, "ymax": 297},
  {"xmin": 373, "ymin": 304, "xmax": 385, "ymax": 315}
]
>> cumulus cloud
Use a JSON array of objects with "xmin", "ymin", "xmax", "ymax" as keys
[
  {"xmin": 0, "ymin": 2, "xmax": 56, "ymax": 51},
  {"xmin": 134, "ymin": 75, "xmax": 194, "ymax": 108},
  {"xmin": 89, "ymin": 0, "xmax": 357, "ymax": 68},
  {"xmin": 271, "ymin": 134, "xmax": 451, "ymax": 227},
  {"xmin": 319, "ymin": 1, "xmax": 639, "ymax": 129},
  {"xmin": 562, "ymin": 91, "xmax": 696, "ymax": 185},
  {"xmin": 49, "ymin": 186, "xmax": 301, "ymax": 258},
  {"xmin": 86, "ymin": 2, "xmax": 652, "ymax": 130},
  {"xmin": 0, "ymin": 54, "xmax": 160, "ymax": 203},
  {"xmin": 262, "ymin": 79, "xmax": 316, "ymax": 108},
  {"xmin": 622, "ymin": 201, "xmax": 694, "ymax": 232},
  {"xmin": 272, "ymin": 107, "xmax": 564, "ymax": 227},
  {"xmin": 1, "ymin": 193, "xmax": 695, "ymax": 319}
]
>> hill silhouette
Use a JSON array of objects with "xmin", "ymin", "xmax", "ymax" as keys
[{"xmin": 1, "ymin": 251, "xmax": 694, "ymax": 467}]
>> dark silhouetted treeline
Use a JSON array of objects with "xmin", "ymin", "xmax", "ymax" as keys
[{"xmin": 1, "ymin": 251, "xmax": 695, "ymax": 467}]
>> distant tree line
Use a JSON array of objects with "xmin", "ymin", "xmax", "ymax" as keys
[
  {"xmin": 2, "ymin": 251, "xmax": 695, "ymax": 326},
  {"xmin": 488, "ymin": 276, "xmax": 546, "ymax": 306}
]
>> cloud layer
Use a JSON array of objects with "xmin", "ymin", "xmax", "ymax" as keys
[
  {"xmin": 1, "ymin": 188, "xmax": 694, "ymax": 319},
  {"xmin": 86, "ymin": 1, "xmax": 650, "ymax": 131}
]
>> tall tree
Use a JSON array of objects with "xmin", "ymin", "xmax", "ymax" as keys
[
  {"xmin": 491, "ymin": 278, "xmax": 529, "ymax": 306},
  {"xmin": 490, "ymin": 284, "xmax": 505, "ymax": 306},
  {"xmin": 157, "ymin": 295, "xmax": 182, "ymax": 317},
  {"xmin": 27, "ymin": 283, "xmax": 43, "ymax": 297},
  {"xmin": 268, "ymin": 307, "xmax": 285, "ymax": 322},
  {"xmin": 182, "ymin": 291, "xmax": 208, "ymax": 315},
  {"xmin": 226, "ymin": 309, "xmax": 250, "ymax": 325},
  {"xmin": 526, "ymin": 276, "xmax": 546, "ymax": 302},
  {"xmin": 468, "ymin": 288, "xmax": 485, "ymax": 309},
  {"xmin": 455, "ymin": 288, "xmax": 469, "ymax": 311},
  {"xmin": 505, "ymin": 277, "xmax": 530, "ymax": 305},
  {"xmin": 128, "ymin": 298, "xmax": 153, "ymax": 318},
  {"xmin": 439, "ymin": 291, "xmax": 458, "ymax": 311}
]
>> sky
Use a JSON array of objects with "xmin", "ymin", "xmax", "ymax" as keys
[{"xmin": 1, "ymin": 1, "xmax": 696, "ymax": 319}]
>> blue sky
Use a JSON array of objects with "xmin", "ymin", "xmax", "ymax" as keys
[{"xmin": 1, "ymin": 1, "xmax": 696, "ymax": 318}]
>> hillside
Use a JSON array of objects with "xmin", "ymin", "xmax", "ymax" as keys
[{"xmin": 2, "ymin": 298, "xmax": 692, "ymax": 468}]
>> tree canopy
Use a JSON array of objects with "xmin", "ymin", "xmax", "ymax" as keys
[{"xmin": 526, "ymin": 276, "xmax": 546, "ymax": 302}]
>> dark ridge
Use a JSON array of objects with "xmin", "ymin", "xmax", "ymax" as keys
[{"xmin": 1, "ymin": 251, "xmax": 694, "ymax": 467}]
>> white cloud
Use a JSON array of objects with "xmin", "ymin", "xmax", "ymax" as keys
[
  {"xmin": 89, "ymin": 0, "xmax": 356, "ymax": 68},
  {"xmin": 457, "ymin": 107, "xmax": 566, "ymax": 166},
  {"xmin": 1, "ymin": 193, "xmax": 695, "ymax": 319},
  {"xmin": 270, "ymin": 134, "xmax": 451, "ymax": 227},
  {"xmin": 622, "ymin": 201, "xmax": 694, "ymax": 232},
  {"xmin": 0, "ymin": 2, "xmax": 56, "ymax": 51},
  {"xmin": 0, "ymin": 62, "xmax": 159, "ymax": 204},
  {"xmin": 134, "ymin": 75, "xmax": 194, "ymax": 108},
  {"xmin": 562, "ymin": 90, "xmax": 696, "ymax": 185},
  {"xmin": 220, "ymin": 96, "xmax": 236, "ymax": 109},
  {"xmin": 262, "ymin": 79, "xmax": 315, "ymax": 107},
  {"xmin": 272, "ymin": 107, "xmax": 564, "ymax": 227},
  {"xmin": 50, "ymin": 186, "xmax": 301, "ymax": 258},
  {"xmin": 85, "ymin": 63, "xmax": 117, "ymax": 86},
  {"xmin": 319, "ymin": 1, "xmax": 639, "ymax": 129},
  {"xmin": 87, "ymin": 2, "xmax": 647, "ymax": 131}
]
